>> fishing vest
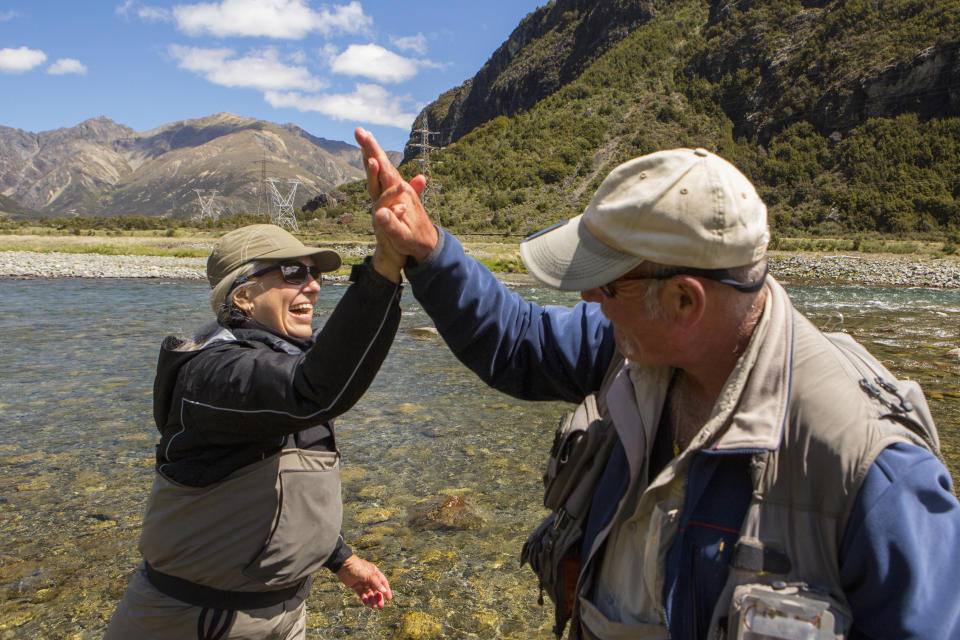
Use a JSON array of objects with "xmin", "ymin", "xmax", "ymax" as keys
[
  {"xmin": 705, "ymin": 315, "xmax": 941, "ymax": 638},
  {"xmin": 526, "ymin": 278, "xmax": 942, "ymax": 639}
]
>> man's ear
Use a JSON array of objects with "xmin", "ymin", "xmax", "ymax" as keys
[{"xmin": 664, "ymin": 276, "xmax": 706, "ymax": 328}]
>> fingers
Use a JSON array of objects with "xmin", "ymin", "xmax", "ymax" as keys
[
  {"xmin": 360, "ymin": 589, "xmax": 383, "ymax": 608},
  {"xmin": 372, "ymin": 184, "xmax": 438, "ymax": 263},
  {"xmin": 410, "ymin": 174, "xmax": 427, "ymax": 196},
  {"xmin": 356, "ymin": 564, "xmax": 392, "ymax": 609},
  {"xmin": 365, "ymin": 158, "xmax": 381, "ymax": 201},
  {"xmin": 355, "ymin": 126, "xmax": 405, "ymax": 197},
  {"xmin": 337, "ymin": 554, "xmax": 393, "ymax": 609},
  {"xmin": 356, "ymin": 127, "xmax": 383, "ymax": 200}
]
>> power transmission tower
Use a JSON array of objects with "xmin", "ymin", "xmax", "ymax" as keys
[
  {"xmin": 194, "ymin": 189, "xmax": 219, "ymax": 221},
  {"xmin": 266, "ymin": 178, "xmax": 301, "ymax": 231},
  {"xmin": 408, "ymin": 113, "xmax": 443, "ymax": 203}
]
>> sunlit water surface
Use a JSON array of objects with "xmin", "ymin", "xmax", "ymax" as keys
[{"xmin": 1, "ymin": 277, "xmax": 957, "ymax": 638}]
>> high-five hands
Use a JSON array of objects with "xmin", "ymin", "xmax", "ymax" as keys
[{"xmin": 355, "ymin": 127, "xmax": 438, "ymax": 266}]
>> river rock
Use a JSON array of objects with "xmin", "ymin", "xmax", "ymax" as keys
[
  {"xmin": 394, "ymin": 611, "xmax": 443, "ymax": 640},
  {"xmin": 405, "ymin": 326, "xmax": 439, "ymax": 337},
  {"xmin": 406, "ymin": 494, "xmax": 485, "ymax": 531}
]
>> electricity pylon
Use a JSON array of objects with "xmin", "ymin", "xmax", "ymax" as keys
[
  {"xmin": 266, "ymin": 178, "xmax": 301, "ymax": 231},
  {"xmin": 408, "ymin": 113, "xmax": 443, "ymax": 204},
  {"xmin": 195, "ymin": 189, "xmax": 219, "ymax": 221}
]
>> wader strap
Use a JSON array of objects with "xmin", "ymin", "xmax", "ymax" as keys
[{"xmin": 145, "ymin": 562, "xmax": 310, "ymax": 610}]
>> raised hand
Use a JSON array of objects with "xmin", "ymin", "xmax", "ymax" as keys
[
  {"xmin": 355, "ymin": 127, "xmax": 438, "ymax": 264},
  {"xmin": 354, "ymin": 127, "xmax": 426, "ymax": 201},
  {"xmin": 372, "ymin": 182, "xmax": 438, "ymax": 264}
]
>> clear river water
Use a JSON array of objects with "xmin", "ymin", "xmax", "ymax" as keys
[{"xmin": 1, "ymin": 277, "xmax": 958, "ymax": 639}]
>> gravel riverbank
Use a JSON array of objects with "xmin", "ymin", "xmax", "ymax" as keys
[{"xmin": 2, "ymin": 249, "xmax": 960, "ymax": 288}]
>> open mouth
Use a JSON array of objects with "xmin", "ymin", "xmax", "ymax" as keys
[{"xmin": 289, "ymin": 303, "xmax": 313, "ymax": 317}]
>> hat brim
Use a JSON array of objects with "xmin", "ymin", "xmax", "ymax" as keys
[
  {"xmin": 255, "ymin": 247, "xmax": 342, "ymax": 273},
  {"xmin": 519, "ymin": 214, "xmax": 643, "ymax": 291}
]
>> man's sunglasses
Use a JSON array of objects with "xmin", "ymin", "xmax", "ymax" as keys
[
  {"xmin": 599, "ymin": 264, "xmax": 768, "ymax": 298},
  {"xmin": 228, "ymin": 260, "xmax": 322, "ymax": 294}
]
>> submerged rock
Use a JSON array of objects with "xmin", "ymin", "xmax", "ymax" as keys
[
  {"xmin": 405, "ymin": 326, "xmax": 439, "ymax": 338},
  {"xmin": 406, "ymin": 494, "xmax": 485, "ymax": 531},
  {"xmin": 394, "ymin": 611, "xmax": 443, "ymax": 639}
]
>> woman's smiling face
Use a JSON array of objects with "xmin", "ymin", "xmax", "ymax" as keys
[{"xmin": 235, "ymin": 260, "xmax": 321, "ymax": 339}]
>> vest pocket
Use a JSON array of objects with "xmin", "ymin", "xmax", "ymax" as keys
[{"xmin": 243, "ymin": 450, "xmax": 342, "ymax": 587}]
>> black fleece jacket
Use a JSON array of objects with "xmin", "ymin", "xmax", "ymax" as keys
[{"xmin": 151, "ymin": 260, "xmax": 401, "ymax": 568}]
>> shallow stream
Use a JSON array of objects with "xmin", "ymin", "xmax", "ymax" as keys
[{"xmin": 1, "ymin": 277, "xmax": 957, "ymax": 638}]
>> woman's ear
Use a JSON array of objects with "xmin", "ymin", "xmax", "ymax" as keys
[{"xmin": 231, "ymin": 287, "xmax": 253, "ymax": 315}]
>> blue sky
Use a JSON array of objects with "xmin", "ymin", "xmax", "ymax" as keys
[{"xmin": 0, "ymin": 1, "xmax": 547, "ymax": 151}]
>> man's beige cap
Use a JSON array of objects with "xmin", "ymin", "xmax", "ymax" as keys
[
  {"xmin": 206, "ymin": 224, "xmax": 342, "ymax": 287},
  {"xmin": 519, "ymin": 148, "xmax": 769, "ymax": 290}
]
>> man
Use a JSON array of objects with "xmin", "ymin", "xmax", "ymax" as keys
[{"xmin": 356, "ymin": 127, "xmax": 960, "ymax": 639}]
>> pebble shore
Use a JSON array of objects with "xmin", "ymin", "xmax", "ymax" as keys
[{"xmin": 2, "ymin": 250, "xmax": 960, "ymax": 288}]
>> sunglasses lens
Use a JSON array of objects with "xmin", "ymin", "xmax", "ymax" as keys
[{"xmin": 279, "ymin": 263, "xmax": 309, "ymax": 284}]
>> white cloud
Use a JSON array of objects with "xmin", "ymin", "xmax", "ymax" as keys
[
  {"xmin": 0, "ymin": 47, "xmax": 47, "ymax": 74},
  {"xmin": 140, "ymin": 6, "xmax": 172, "ymax": 21},
  {"xmin": 173, "ymin": 0, "xmax": 371, "ymax": 39},
  {"xmin": 265, "ymin": 83, "xmax": 417, "ymax": 128},
  {"xmin": 116, "ymin": 1, "xmax": 171, "ymax": 22},
  {"xmin": 0, "ymin": 10, "xmax": 18, "ymax": 22},
  {"xmin": 390, "ymin": 33, "xmax": 427, "ymax": 55},
  {"xmin": 330, "ymin": 44, "xmax": 417, "ymax": 83},
  {"xmin": 317, "ymin": 43, "xmax": 339, "ymax": 64},
  {"xmin": 169, "ymin": 44, "xmax": 326, "ymax": 92},
  {"xmin": 47, "ymin": 58, "xmax": 88, "ymax": 75}
]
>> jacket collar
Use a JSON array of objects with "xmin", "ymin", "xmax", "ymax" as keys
[
  {"xmin": 228, "ymin": 318, "xmax": 315, "ymax": 354},
  {"xmin": 706, "ymin": 276, "xmax": 795, "ymax": 452}
]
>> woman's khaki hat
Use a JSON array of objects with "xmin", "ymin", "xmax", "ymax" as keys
[
  {"xmin": 206, "ymin": 224, "xmax": 342, "ymax": 288},
  {"xmin": 519, "ymin": 148, "xmax": 769, "ymax": 291}
]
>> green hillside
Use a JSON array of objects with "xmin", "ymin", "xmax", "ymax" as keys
[{"xmin": 327, "ymin": 0, "xmax": 960, "ymax": 242}]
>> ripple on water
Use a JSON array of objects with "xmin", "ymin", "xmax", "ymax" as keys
[{"xmin": 0, "ymin": 278, "xmax": 957, "ymax": 638}]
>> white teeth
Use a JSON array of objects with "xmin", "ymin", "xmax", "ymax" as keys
[{"xmin": 290, "ymin": 304, "xmax": 313, "ymax": 313}]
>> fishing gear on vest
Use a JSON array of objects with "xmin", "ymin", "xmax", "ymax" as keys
[
  {"xmin": 522, "ymin": 330, "xmax": 944, "ymax": 640},
  {"xmin": 520, "ymin": 355, "xmax": 623, "ymax": 639}
]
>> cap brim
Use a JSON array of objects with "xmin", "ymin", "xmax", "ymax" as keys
[
  {"xmin": 256, "ymin": 247, "xmax": 342, "ymax": 273},
  {"xmin": 519, "ymin": 214, "xmax": 643, "ymax": 291}
]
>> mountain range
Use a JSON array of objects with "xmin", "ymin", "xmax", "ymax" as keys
[
  {"xmin": 0, "ymin": 112, "xmax": 400, "ymax": 220},
  {"xmin": 3, "ymin": 0, "xmax": 959, "ymax": 237},
  {"xmin": 390, "ymin": 0, "xmax": 960, "ymax": 237}
]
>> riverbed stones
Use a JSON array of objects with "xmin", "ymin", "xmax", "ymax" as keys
[
  {"xmin": 354, "ymin": 506, "xmax": 393, "ymax": 524},
  {"xmin": 394, "ymin": 611, "xmax": 442, "ymax": 640},
  {"xmin": 3, "ymin": 249, "xmax": 960, "ymax": 289},
  {"xmin": 405, "ymin": 327, "xmax": 439, "ymax": 338},
  {"xmin": 406, "ymin": 494, "xmax": 485, "ymax": 531}
]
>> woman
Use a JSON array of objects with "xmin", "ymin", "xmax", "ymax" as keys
[{"xmin": 106, "ymin": 224, "xmax": 402, "ymax": 639}]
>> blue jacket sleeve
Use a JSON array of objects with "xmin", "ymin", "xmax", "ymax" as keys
[
  {"xmin": 840, "ymin": 442, "xmax": 960, "ymax": 638},
  {"xmin": 404, "ymin": 228, "xmax": 617, "ymax": 403}
]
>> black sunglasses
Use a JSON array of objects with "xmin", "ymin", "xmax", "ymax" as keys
[
  {"xmin": 228, "ymin": 260, "xmax": 322, "ymax": 294},
  {"xmin": 599, "ymin": 264, "xmax": 768, "ymax": 298}
]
